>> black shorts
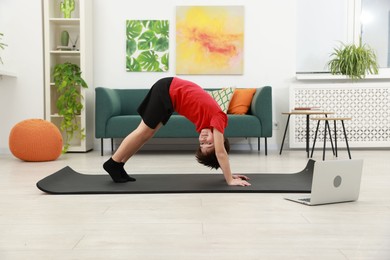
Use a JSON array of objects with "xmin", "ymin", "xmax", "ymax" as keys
[{"xmin": 137, "ymin": 77, "xmax": 174, "ymax": 129}]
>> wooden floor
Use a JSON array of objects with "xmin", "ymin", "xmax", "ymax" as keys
[{"xmin": 0, "ymin": 148, "xmax": 389, "ymax": 260}]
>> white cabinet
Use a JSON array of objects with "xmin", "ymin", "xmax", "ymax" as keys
[
  {"xmin": 43, "ymin": 0, "xmax": 93, "ymax": 152},
  {"xmin": 289, "ymin": 83, "xmax": 390, "ymax": 148}
]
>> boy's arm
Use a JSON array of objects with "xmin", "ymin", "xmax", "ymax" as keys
[{"xmin": 213, "ymin": 129, "xmax": 251, "ymax": 186}]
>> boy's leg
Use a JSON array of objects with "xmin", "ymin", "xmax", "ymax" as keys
[
  {"xmin": 114, "ymin": 120, "xmax": 162, "ymax": 162},
  {"xmin": 103, "ymin": 77, "xmax": 172, "ymax": 183},
  {"xmin": 104, "ymin": 120, "xmax": 162, "ymax": 183}
]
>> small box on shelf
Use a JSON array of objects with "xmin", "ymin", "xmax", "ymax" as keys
[{"xmin": 291, "ymin": 107, "xmax": 323, "ymax": 112}]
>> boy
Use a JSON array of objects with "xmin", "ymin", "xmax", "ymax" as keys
[{"xmin": 103, "ymin": 77, "xmax": 251, "ymax": 186}]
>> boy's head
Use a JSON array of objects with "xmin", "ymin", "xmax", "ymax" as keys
[{"xmin": 195, "ymin": 138, "xmax": 230, "ymax": 170}]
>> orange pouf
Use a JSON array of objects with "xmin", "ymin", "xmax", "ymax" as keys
[{"xmin": 9, "ymin": 119, "xmax": 63, "ymax": 162}]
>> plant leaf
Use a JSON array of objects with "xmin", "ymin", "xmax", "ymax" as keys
[
  {"xmin": 126, "ymin": 39, "xmax": 137, "ymax": 56},
  {"xmin": 126, "ymin": 20, "xmax": 143, "ymax": 39},
  {"xmin": 152, "ymin": 20, "xmax": 169, "ymax": 37},
  {"xmin": 126, "ymin": 56, "xmax": 142, "ymax": 71},
  {"xmin": 155, "ymin": 36, "xmax": 169, "ymax": 52},
  {"xmin": 138, "ymin": 30, "xmax": 157, "ymax": 50},
  {"xmin": 137, "ymin": 51, "xmax": 160, "ymax": 71}
]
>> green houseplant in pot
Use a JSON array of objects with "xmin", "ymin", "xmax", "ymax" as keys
[
  {"xmin": 53, "ymin": 62, "xmax": 88, "ymax": 152},
  {"xmin": 328, "ymin": 38, "xmax": 379, "ymax": 80}
]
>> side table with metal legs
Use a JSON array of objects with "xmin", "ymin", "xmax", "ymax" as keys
[
  {"xmin": 279, "ymin": 111, "xmax": 335, "ymax": 158},
  {"xmin": 310, "ymin": 117, "xmax": 352, "ymax": 160}
]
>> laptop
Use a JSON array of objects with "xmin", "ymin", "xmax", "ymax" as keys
[{"xmin": 284, "ymin": 159, "xmax": 363, "ymax": 206}]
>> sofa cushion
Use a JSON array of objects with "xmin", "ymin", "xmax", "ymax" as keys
[
  {"xmin": 155, "ymin": 115, "xmax": 198, "ymax": 137},
  {"xmin": 206, "ymin": 87, "xmax": 235, "ymax": 113},
  {"xmin": 106, "ymin": 116, "xmax": 142, "ymax": 137},
  {"xmin": 228, "ymin": 88, "xmax": 257, "ymax": 115},
  {"xmin": 225, "ymin": 115, "xmax": 262, "ymax": 137}
]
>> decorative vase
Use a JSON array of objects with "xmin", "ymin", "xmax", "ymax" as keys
[{"xmin": 61, "ymin": 31, "xmax": 69, "ymax": 46}]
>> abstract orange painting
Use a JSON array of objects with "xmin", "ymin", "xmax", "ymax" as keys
[{"xmin": 176, "ymin": 6, "xmax": 244, "ymax": 75}]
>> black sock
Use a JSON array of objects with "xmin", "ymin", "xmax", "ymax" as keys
[
  {"xmin": 118, "ymin": 162, "xmax": 136, "ymax": 182},
  {"xmin": 103, "ymin": 158, "xmax": 136, "ymax": 183}
]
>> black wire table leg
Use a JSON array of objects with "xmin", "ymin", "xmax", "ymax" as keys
[
  {"xmin": 279, "ymin": 115, "xmax": 290, "ymax": 155},
  {"xmin": 334, "ymin": 120, "xmax": 338, "ymax": 157},
  {"xmin": 306, "ymin": 115, "xmax": 310, "ymax": 158},
  {"xmin": 324, "ymin": 114, "xmax": 335, "ymax": 155},
  {"xmin": 322, "ymin": 120, "xmax": 327, "ymax": 161},
  {"xmin": 310, "ymin": 120, "xmax": 320, "ymax": 158},
  {"xmin": 341, "ymin": 120, "xmax": 352, "ymax": 159}
]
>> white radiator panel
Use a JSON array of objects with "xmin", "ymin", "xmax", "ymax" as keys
[{"xmin": 289, "ymin": 83, "xmax": 390, "ymax": 148}]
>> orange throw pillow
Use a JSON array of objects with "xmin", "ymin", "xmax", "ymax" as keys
[{"xmin": 227, "ymin": 88, "xmax": 257, "ymax": 115}]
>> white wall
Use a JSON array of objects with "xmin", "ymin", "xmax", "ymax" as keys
[
  {"xmin": 93, "ymin": 0, "xmax": 296, "ymax": 151},
  {"xmin": 0, "ymin": 0, "xmax": 44, "ymax": 153},
  {"xmin": 0, "ymin": 0, "xmax": 296, "ymax": 153},
  {"xmin": 93, "ymin": 0, "xmax": 296, "ymax": 90}
]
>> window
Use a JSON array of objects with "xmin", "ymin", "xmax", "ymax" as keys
[
  {"xmin": 360, "ymin": 0, "xmax": 390, "ymax": 68},
  {"xmin": 296, "ymin": 0, "xmax": 349, "ymax": 73},
  {"xmin": 297, "ymin": 0, "xmax": 390, "ymax": 75}
]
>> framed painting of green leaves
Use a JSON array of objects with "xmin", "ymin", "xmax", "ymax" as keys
[{"xmin": 126, "ymin": 20, "xmax": 169, "ymax": 72}]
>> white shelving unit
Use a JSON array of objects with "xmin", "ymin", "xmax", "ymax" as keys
[{"xmin": 43, "ymin": 0, "xmax": 93, "ymax": 152}]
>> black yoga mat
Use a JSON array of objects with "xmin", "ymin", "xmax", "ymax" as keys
[{"xmin": 36, "ymin": 160, "xmax": 315, "ymax": 194}]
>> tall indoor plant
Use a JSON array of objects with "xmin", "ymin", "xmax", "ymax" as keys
[
  {"xmin": 53, "ymin": 62, "xmax": 88, "ymax": 152},
  {"xmin": 328, "ymin": 38, "xmax": 379, "ymax": 80}
]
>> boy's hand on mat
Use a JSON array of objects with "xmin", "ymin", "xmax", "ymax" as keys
[
  {"xmin": 228, "ymin": 177, "xmax": 251, "ymax": 186},
  {"xmin": 233, "ymin": 174, "xmax": 250, "ymax": 180}
]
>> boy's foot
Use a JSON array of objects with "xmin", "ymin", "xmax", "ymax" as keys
[
  {"xmin": 103, "ymin": 158, "xmax": 136, "ymax": 183},
  {"xmin": 119, "ymin": 165, "xmax": 136, "ymax": 182}
]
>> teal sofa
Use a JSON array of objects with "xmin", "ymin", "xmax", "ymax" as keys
[{"xmin": 95, "ymin": 86, "xmax": 272, "ymax": 155}]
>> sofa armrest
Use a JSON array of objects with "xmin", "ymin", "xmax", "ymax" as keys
[
  {"xmin": 95, "ymin": 87, "xmax": 122, "ymax": 138},
  {"xmin": 250, "ymin": 86, "xmax": 273, "ymax": 137}
]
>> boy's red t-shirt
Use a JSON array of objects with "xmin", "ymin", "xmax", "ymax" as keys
[{"xmin": 169, "ymin": 77, "xmax": 227, "ymax": 133}]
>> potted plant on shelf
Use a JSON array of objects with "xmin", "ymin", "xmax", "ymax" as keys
[
  {"xmin": 327, "ymin": 38, "xmax": 379, "ymax": 80},
  {"xmin": 53, "ymin": 62, "xmax": 88, "ymax": 152},
  {"xmin": 0, "ymin": 32, "xmax": 7, "ymax": 64}
]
